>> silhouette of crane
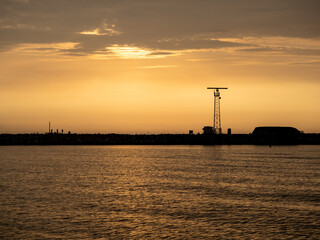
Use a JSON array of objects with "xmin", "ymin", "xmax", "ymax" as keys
[{"xmin": 207, "ymin": 87, "xmax": 228, "ymax": 134}]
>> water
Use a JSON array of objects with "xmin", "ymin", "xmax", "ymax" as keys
[{"xmin": 0, "ymin": 145, "xmax": 319, "ymax": 239}]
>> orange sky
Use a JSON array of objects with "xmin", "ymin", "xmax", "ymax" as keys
[{"xmin": 0, "ymin": 0, "xmax": 319, "ymax": 134}]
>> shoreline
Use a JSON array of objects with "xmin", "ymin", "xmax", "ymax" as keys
[{"xmin": 1, "ymin": 133, "xmax": 319, "ymax": 145}]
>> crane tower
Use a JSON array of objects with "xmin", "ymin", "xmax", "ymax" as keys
[{"xmin": 207, "ymin": 87, "xmax": 228, "ymax": 134}]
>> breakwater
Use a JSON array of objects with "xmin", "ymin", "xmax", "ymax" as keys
[{"xmin": 0, "ymin": 133, "xmax": 319, "ymax": 145}]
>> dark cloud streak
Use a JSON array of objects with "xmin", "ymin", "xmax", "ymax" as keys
[{"xmin": 239, "ymin": 46, "xmax": 320, "ymax": 56}]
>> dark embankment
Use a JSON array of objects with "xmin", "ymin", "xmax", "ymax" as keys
[{"xmin": 0, "ymin": 132, "xmax": 319, "ymax": 145}]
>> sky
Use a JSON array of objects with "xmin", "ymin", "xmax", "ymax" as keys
[{"xmin": 0, "ymin": 0, "xmax": 319, "ymax": 134}]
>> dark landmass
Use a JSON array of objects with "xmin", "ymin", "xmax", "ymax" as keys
[{"xmin": 0, "ymin": 132, "xmax": 319, "ymax": 145}]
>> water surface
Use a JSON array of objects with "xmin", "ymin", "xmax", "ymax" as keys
[{"xmin": 0, "ymin": 145, "xmax": 319, "ymax": 239}]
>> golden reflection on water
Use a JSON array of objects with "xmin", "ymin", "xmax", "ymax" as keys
[{"xmin": 0, "ymin": 145, "xmax": 319, "ymax": 239}]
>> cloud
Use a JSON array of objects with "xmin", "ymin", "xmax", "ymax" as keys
[
  {"xmin": 222, "ymin": 37, "xmax": 320, "ymax": 50},
  {"xmin": 80, "ymin": 22, "xmax": 121, "ymax": 36},
  {"xmin": 148, "ymin": 52, "xmax": 176, "ymax": 56},
  {"xmin": 147, "ymin": 39, "xmax": 248, "ymax": 51},
  {"xmin": 0, "ymin": 23, "xmax": 36, "ymax": 30},
  {"xmin": 0, "ymin": 0, "xmax": 319, "ymax": 58},
  {"xmin": 238, "ymin": 47, "xmax": 277, "ymax": 52},
  {"xmin": 286, "ymin": 48, "xmax": 320, "ymax": 56},
  {"xmin": 9, "ymin": 42, "xmax": 78, "ymax": 55},
  {"xmin": 290, "ymin": 60, "xmax": 320, "ymax": 65},
  {"xmin": 80, "ymin": 29, "xmax": 107, "ymax": 36}
]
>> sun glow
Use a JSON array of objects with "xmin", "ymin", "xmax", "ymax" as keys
[{"xmin": 106, "ymin": 45, "xmax": 152, "ymax": 59}]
